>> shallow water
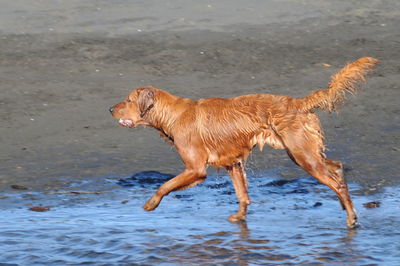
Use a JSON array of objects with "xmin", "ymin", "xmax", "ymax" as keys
[{"xmin": 1, "ymin": 170, "xmax": 399, "ymax": 265}]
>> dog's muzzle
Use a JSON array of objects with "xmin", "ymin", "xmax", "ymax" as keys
[{"xmin": 118, "ymin": 119, "xmax": 134, "ymax": 128}]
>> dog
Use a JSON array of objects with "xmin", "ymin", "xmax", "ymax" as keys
[{"xmin": 110, "ymin": 57, "xmax": 378, "ymax": 228}]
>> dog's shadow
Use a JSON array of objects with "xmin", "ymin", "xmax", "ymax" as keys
[{"xmin": 117, "ymin": 171, "xmax": 174, "ymax": 189}]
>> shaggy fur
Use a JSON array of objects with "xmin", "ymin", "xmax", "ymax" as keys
[{"xmin": 110, "ymin": 57, "xmax": 379, "ymax": 228}]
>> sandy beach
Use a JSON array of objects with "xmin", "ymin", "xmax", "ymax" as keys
[{"xmin": 1, "ymin": 0, "xmax": 398, "ymax": 193}]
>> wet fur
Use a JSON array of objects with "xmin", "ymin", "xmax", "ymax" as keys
[{"xmin": 110, "ymin": 57, "xmax": 379, "ymax": 228}]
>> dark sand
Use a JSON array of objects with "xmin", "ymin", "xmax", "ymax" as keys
[{"xmin": 1, "ymin": 0, "xmax": 399, "ymax": 193}]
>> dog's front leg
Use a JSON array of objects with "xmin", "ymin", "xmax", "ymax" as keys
[
  {"xmin": 226, "ymin": 162, "xmax": 250, "ymax": 222},
  {"xmin": 142, "ymin": 169, "xmax": 206, "ymax": 211}
]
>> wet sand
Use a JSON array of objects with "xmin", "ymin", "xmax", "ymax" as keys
[{"xmin": 1, "ymin": 1, "xmax": 399, "ymax": 193}]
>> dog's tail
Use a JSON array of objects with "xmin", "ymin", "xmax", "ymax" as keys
[{"xmin": 293, "ymin": 57, "xmax": 379, "ymax": 112}]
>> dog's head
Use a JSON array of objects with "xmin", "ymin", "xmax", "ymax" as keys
[{"xmin": 109, "ymin": 86, "xmax": 156, "ymax": 128}]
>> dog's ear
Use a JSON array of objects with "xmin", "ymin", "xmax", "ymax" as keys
[{"xmin": 137, "ymin": 86, "xmax": 156, "ymax": 118}]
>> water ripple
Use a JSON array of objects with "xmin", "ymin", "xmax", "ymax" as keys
[{"xmin": 0, "ymin": 172, "xmax": 399, "ymax": 264}]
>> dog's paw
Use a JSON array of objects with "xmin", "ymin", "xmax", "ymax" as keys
[
  {"xmin": 227, "ymin": 213, "xmax": 246, "ymax": 223},
  {"xmin": 142, "ymin": 198, "xmax": 160, "ymax": 211},
  {"xmin": 347, "ymin": 217, "xmax": 360, "ymax": 229}
]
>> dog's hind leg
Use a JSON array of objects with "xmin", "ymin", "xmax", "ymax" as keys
[
  {"xmin": 278, "ymin": 123, "xmax": 358, "ymax": 228},
  {"xmin": 226, "ymin": 161, "xmax": 250, "ymax": 222},
  {"xmin": 325, "ymin": 159, "xmax": 344, "ymax": 182},
  {"xmin": 288, "ymin": 152, "xmax": 345, "ymax": 184},
  {"xmin": 287, "ymin": 150, "xmax": 344, "ymax": 179}
]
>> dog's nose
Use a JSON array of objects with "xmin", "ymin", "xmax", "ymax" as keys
[{"xmin": 109, "ymin": 106, "xmax": 114, "ymax": 113}]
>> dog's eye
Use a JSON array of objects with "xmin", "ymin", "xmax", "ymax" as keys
[{"xmin": 126, "ymin": 99, "xmax": 131, "ymax": 103}]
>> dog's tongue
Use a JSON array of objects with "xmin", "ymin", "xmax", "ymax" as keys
[{"xmin": 118, "ymin": 119, "xmax": 133, "ymax": 128}]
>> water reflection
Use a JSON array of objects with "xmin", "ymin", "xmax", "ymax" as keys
[{"xmin": 0, "ymin": 171, "xmax": 399, "ymax": 264}]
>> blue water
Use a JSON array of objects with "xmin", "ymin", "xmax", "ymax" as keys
[{"xmin": 1, "ymin": 171, "xmax": 399, "ymax": 265}]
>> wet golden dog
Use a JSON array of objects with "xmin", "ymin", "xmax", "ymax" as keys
[{"xmin": 110, "ymin": 57, "xmax": 378, "ymax": 228}]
